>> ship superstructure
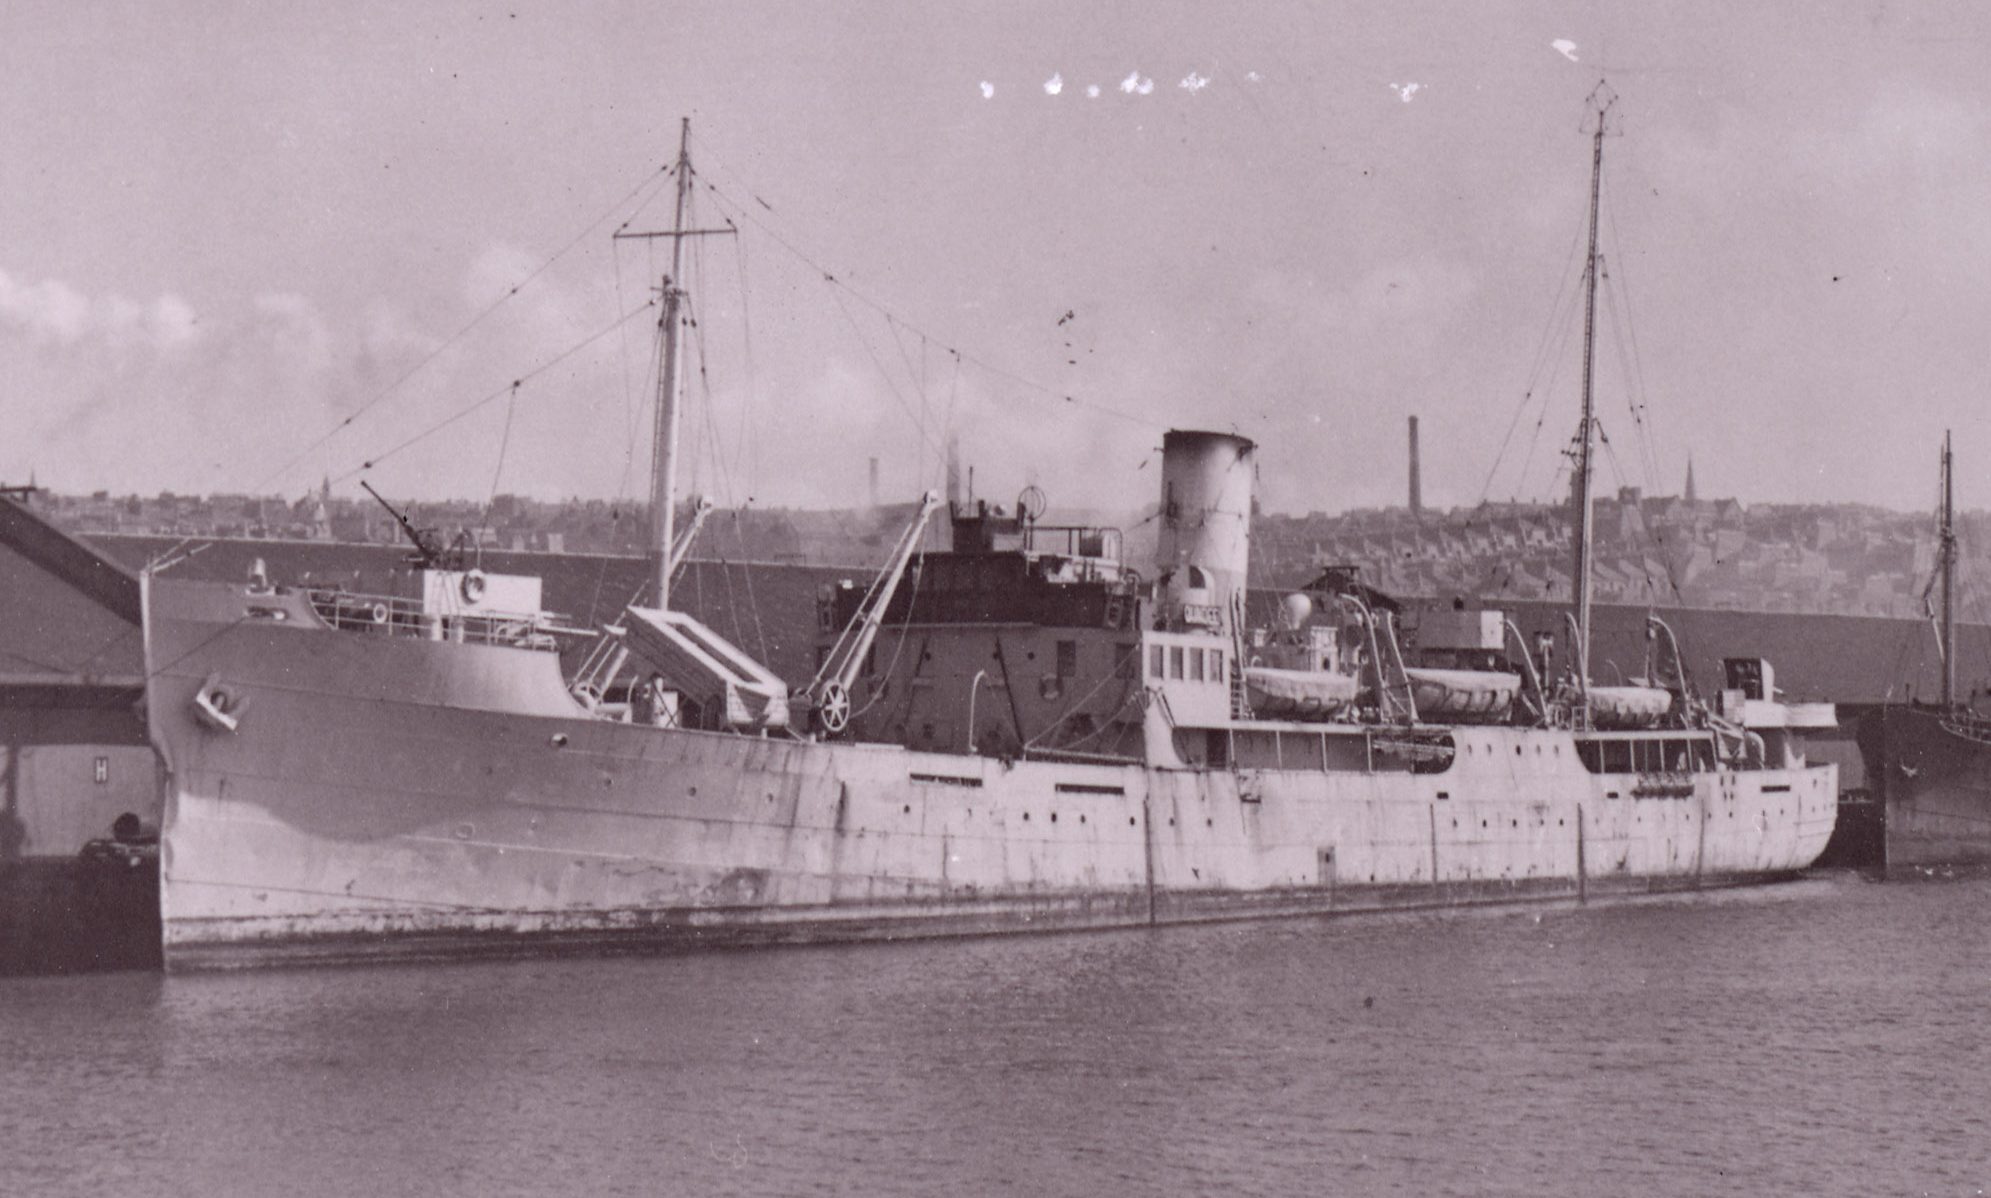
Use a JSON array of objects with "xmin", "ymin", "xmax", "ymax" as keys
[{"xmin": 138, "ymin": 107, "xmax": 1837, "ymax": 970}]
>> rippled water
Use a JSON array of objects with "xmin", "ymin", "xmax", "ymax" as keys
[{"xmin": 4, "ymin": 873, "xmax": 1988, "ymax": 1196}]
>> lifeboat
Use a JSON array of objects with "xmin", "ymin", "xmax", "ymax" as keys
[
  {"xmin": 1587, "ymin": 684, "xmax": 1672, "ymax": 729},
  {"xmin": 1403, "ymin": 667, "xmax": 1521, "ymax": 721},
  {"xmin": 1245, "ymin": 666, "xmax": 1359, "ymax": 719}
]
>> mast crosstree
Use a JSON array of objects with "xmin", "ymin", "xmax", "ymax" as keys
[{"xmin": 613, "ymin": 118, "xmax": 736, "ymax": 610}]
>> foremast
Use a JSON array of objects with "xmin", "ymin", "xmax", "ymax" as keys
[{"xmin": 614, "ymin": 118, "xmax": 734, "ymax": 609}]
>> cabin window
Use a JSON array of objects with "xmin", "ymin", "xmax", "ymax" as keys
[
  {"xmin": 1116, "ymin": 644, "xmax": 1138, "ymax": 680},
  {"xmin": 1371, "ymin": 732, "xmax": 1457, "ymax": 775},
  {"xmin": 1150, "ymin": 645, "xmax": 1165, "ymax": 679},
  {"xmin": 1235, "ymin": 730, "xmax": 1280, "ymax": 768},
  {"xmin": 1605, "ymin": 740, "xmax": 1634, "ymax": 774},
  {"xmin": 1189, "ymin": 649, "xmax": 1205, "ymax": 682},
  {"xmin": 1575, "ymin": 741, "xmax": 1604, "ymax": 773},
  {"xmin": 1056, "ymin": 640, "xmax": 1078, "ymax": 678},
  {"xmin": 1187, "ymin": 565, "xmax": 1209, "ymax": 589},
  {"xmin": 1169, "ymin": 646, "xmax": 1185, "ymax": 679}
]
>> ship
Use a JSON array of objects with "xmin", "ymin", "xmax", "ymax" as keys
[
  {"xmin": 139, "ymin": 103, "xmax": 1837, "ymax": 970},
  {"xmin": 1854, "ymin": 432, "xmax": 1991, "ymax": 868}
]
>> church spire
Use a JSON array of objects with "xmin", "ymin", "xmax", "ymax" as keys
[{"xmin": 1684, "ymin": 455, "xmax": 1697, "ymax": 504}]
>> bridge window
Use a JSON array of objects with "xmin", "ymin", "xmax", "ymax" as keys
[
  {"xmin": 1150, "ymin": 645, "xmax": 1164, "ymax": 679},
  {"xmin": 1575, "ymin": 738, "xmax": 1635, "ymax": 774},
  {"xmin": 1189, "ymin": 648, "xmax": 1205, "ymax": 681},
  {"xmin": 1169, "ymin": 646, "xmax": 1185, "ymax": 679}
]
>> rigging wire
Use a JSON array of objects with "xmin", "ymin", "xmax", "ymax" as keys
[
  {"xmin": 1474, "ymin": 209, "xmax": 1591, "ymax": 508},
  {"xmin": 333, "ymin": 298, "xmax": 657, "ymax": 485},
  {"xmin": 258, "ymin": 162, "xmax": 678, "ymax": 495},
  {"xmin": 826, "ymin": 288, "xmax": 951, "ymax": 461},
  {"xmin": 687, "ymin": 154, "xmax": 1158, "ymax": 431},
  {"xmin": 485, "ymin": 383, "xmax": 520, "ymax": 509},
  {"xmin": 1601, "ymin": 173, "xmax": 1665, "ymax": 492}
]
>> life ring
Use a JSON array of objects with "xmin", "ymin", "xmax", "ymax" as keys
[
  {"xmin": 193, "ymin": 673, "xmax": 246, "ymax": 734},
  {"xmin": 371, "ymin": 602, "xmax": 391, "ymax": 625},
  {"xmin": 461, "ymin": 570, "xmax": 488, "ymax": 604}
]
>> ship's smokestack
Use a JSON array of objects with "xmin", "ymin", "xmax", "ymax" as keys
[
  {"xmin": 1408, "ymin": 415, "xmax": 1422, "ymax": 518},
  {"xmin": 868, "ymin": 457, "xmax": 880, "ymax": 508},
  {"xmin": 1155, "ymin": 429, "xmax": 1255, "ymax": 634},
  {"xmin": 946, "ymin": 435, "xmax": 963, "ymax": 508}
]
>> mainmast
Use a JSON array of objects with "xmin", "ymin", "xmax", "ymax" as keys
[
  {"xmin": 1941, "ymin": 428, "xmax": 1956, "ymax": 708},
  {"xmin": 1569, "ymin": 84, "xmax": 1614, "ymax": 724},
  {"xmin": 614, "ymin": 118, "xmax": 734, "ymax": 609}
]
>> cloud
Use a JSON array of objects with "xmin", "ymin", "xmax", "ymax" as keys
[
  {"xmin": 980, "ymin": 80, "xmax": 995, "ymax": 99},
  {"xmin": 1552, "ymin": 39, "xmax": 1579, "ymax": 62},
  {"xmin": 1120, "ymin": 72, "xmax": 1154, "ymax": 96},
  {"xmin": 1044, "ymin": 73, "xmax": 1062, "ymax": 96},
  {"xmin": 0, "ymin": 268, "xmax": 201, "ymax": 352},
  {"xmin": 1180, "ymin": 71, "xmax": 1209, "ymax": 94}
]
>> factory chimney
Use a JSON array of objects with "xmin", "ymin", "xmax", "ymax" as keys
[
  {"xmin": 1408, "ymin": 415, "xmax": 1423, "ymax": 518},
  {"xmin": 867, "ymin": 457, "xmax": 880, "ymax": 508}
]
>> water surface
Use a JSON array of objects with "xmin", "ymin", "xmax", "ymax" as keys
[{"xmin": 4, "ymin": 874, "xmax": 1986, "ymax": 1196}]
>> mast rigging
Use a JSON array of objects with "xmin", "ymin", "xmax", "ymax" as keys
[
  {"xmin": 1569, "ymin": 82, "xmax": 1615, "ymax": 726},
  {"xmin": 613, "ymin": 118, "xmax": 736, "ymax": 609}
]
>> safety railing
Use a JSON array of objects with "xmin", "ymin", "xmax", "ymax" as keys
[{"xmin": 305, "ymin": 589, "xmax": 570, "ymax": 652}]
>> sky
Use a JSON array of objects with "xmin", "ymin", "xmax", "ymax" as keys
[{"xmin": 3, "ymin": 1, "xmax": 1990, "ymax": 519}]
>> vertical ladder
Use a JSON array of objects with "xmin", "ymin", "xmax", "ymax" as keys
[{"xmin": 1229, "ymin": 590, "xmax": 1253, "ymax": 720}]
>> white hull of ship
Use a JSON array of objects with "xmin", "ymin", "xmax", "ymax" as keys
[{"xmin": 145, "ymin": 580, "xmax": 1838, "ymax": 969}]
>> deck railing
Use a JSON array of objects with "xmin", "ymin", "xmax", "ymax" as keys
[{"xmin": 306, "ymin": 589, "xmax": 572, "ymax": 652}]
